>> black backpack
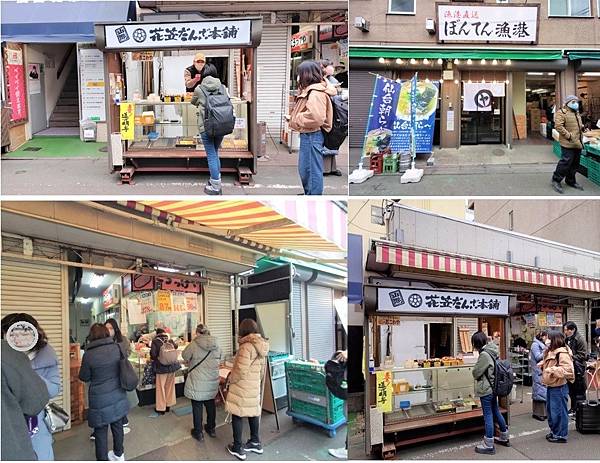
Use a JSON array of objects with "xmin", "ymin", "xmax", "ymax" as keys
[
  {"xmin": 201, "ymin": 84, "xmax": 235, "ymax": 138},
  {"xmin": 323, "ymin": 94, "xmax": 348, "ymax": 150},
  {"xmin": 325, "ymin": 358, "xmax": 347, "ymax": 400},
  {"xmin": 482, "ymin": 350, "xmax": 514, "ymax": 397}
]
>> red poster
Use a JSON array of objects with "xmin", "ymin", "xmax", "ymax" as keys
[
  {"xmin": 5, "ymin": 48, "xmax": 27, "ymax": 122},
  {"xmin": 156, "ymin": 275, "xmax": 201, "ymax": 294}
]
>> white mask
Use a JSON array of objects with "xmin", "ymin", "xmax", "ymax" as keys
[{"xmin": 545, "ymin": 339, "xmax": 551, "ymax": 346}]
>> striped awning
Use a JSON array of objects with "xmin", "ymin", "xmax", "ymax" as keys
[
  {"xmin": 121, "ymin": 200, "xmax": 346, "ymax": 253},
  {"xmin": 375, "ymin": 241, "xmax": 600, "ymax": 294}
]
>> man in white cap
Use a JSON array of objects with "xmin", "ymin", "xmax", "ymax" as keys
[
  {"xmin": 552, "ymin": 94, "xmax": 585, "ymax": 193},
  {"xmin": 184, "ymin": 52, "xmax": 206, "ymax": 93}
]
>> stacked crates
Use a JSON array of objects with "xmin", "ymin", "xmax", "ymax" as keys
[
  {"xmin": 285, "ymin": 360, "xmax": 346, "ymax": 437},
  {"xmin": 581, "ymin": 154, "xmax": 600, "ymax": 186}
]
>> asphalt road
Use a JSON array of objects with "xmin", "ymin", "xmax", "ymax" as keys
[{"xmin": 1, "ymin": 157, "xmax": 348, "ymax": 196}]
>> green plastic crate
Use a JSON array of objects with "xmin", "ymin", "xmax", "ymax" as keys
[
  {"xmin": 286, "ymin": 361, "xmax": 328, "ymax": 395},
  {"xmin": 584, "ymin": 155, "xmax": 600, "ymax": 186},
  {"xmin": 289, "ymin": 396, "xmax": 345, "ymax": 424}
]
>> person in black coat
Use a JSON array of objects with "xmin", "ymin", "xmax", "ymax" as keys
[
  {"xmin": 150, "ymin": 328, "xmax": 181, "ymax": 414},
  {"xmin": 563, "ymin": 321, "xmax": 588, "ymax": 414},
  {"xmin": 79, "ymin": 324, "xmax": 129, "ymax": 461}
]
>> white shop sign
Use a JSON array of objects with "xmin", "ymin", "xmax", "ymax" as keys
[
  {"xmin": 438, "ymin": 4, "xmax": 539, "ymax": 44},
  {"xmin": 104, "ymin": 20, "xmax": 252, "ymax": 49},
  {"xmin": 79, "ymin": 48, "xmax": 106, "ymax": 121},
  {"xmin": 377, "ymin": 287, "xmax": 509, "ymax": 316},
  {"xmin": 463, "ymin": 82, "xmax": 505, "ymax": 112}
]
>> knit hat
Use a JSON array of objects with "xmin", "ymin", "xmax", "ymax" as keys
[{"xmin": 564, "ymin": 94, "xmax": 578, "ymax": 104}]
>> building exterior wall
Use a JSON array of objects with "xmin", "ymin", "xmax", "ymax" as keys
[
  {"xmin": 472, "ymin": 199, "xmax": 600, "ymax": 253},
  {"xmin": 350, "ymin": 0, "xmax": 600, "ymax": 47}
]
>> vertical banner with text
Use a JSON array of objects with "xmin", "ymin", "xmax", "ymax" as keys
[{"xmin": 363, "ymin": 76, "xmax": 401, "ymax": 157}]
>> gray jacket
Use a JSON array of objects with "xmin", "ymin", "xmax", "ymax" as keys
[
  {"xmin": 182, "ymin": 334, "xmax": 222, "ymax": 401},
  {"xmin": 190, "ymin": 76, "xmax": 227, "ymax": 134},
  {"xmin": 1, "ymin": 340, "xmax": 49, "ymax": 461},
  {"xmin": 472, "ymin": 342, "xmax": 499, "ymax": 397}
]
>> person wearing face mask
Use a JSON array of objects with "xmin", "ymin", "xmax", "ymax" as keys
[
  {"xmin": 552, "ymin": 95, "xmax": 585, "ymax": 194},
  {"xmin": 530, "ymin": 330, "xmax": 549, "ymax": 421},
  {"xmin": 184, "ymin": 53, "xmax": 206, "ymax": 93},
  {"xmin": 1, "ymin": 313, "xmax": 61, "ymax": 460}
]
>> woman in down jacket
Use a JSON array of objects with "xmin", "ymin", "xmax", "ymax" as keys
[
  {"xmin": 182, "ymin": 324, "xmax": 222, "ymax": 441},
  {"xmin": 530, "ymin": 330, "xmax": 548, "ymax": 420},
  {"xmin": 225, "ymin": 319, "xmax": 270, "ymax": 461}
]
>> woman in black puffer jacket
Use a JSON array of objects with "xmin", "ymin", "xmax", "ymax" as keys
[{"xmin": 79, "ymin": 324, "xmax": 129, "ymax": 461}]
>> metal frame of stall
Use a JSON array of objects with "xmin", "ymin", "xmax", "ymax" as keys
[
  {"xmin": 362, "ymin": 283, "xmax": 512, "ymax": 459},
  {"xmin": 94, "ymin": 17, "xmax": 263, "ymax": 184}
]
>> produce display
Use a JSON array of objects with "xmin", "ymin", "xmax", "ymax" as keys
[{"xmin": 399, "ymin": 357, "xmax": 465, "ymax": 369}]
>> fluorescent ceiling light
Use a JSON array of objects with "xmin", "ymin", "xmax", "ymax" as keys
[
  {"xmin": 89, "ymin": 273, "xmax": 104, "ymax": 288},
  {"xmin": 156, "ymin": 266, "xmax": 179, "ymax": 273},
  {"xmin": 527, "ymin": 72, "xmax": 544, "ymax": 76},
  {"xmin": 77, "ymin": 297, "xmax": 92, "ymax": 304},
  {"xmin": 583, "ymin": 72, "xmax": 600, "ymax": 76}
]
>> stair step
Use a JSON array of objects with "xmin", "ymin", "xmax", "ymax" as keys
[
  {"xmin": 50, "ymin": 113, "xmax": 79, "ymax": 122},
  {"xmin": 53, "ymin": 105, "xmax": 79, "ymax": 114},
  {"xmin": 61, "ymin": 91, "xmax": 78, "ymax": 99},
  {"xmin": 49, "ymin": 120, "xmax": 79, "ymax": 127},
  {"xmin": 57, "ymin": 98, "xmax": 78, "ymax": 106}
]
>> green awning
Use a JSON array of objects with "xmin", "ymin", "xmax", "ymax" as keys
[
  {"xmin": 349, "ymin": 47, "xmax": 564, "ymax": 61},
  {"xmin": 568, "ymin": 51, "xmax": 600, "ymax": 60}
]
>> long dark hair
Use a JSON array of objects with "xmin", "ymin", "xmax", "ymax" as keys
[
  {"xmin": 239, "ymin": 318, "xmax": 259, "ymax": 338},
  {"xmin": 105, "ymin": 318, "xmax": 124, "ymax": 343},
  {"xmin": 297, "ymin": 60, "xmax": 324, "ymax": 91},
  {"xmin": 1, "ymin": 313, "xmax": 48, "ymax": 352},
  {"xmin": 546, "ymin": 330, "xmax": 566, "ymax": 356}
]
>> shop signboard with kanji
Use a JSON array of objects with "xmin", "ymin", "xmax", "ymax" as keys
[
  {"xmin": 377, "ymin": 287, "xmax": 509, "ymax": 316},
  {"xmin": 103, "ymin": 20, "xmax": 252, "ymax": 49},
  {"xmin": 375, "ymin": 371, "xmax": 393, "ymax": 413},
  {"xmin": 4, "ymin": 46, "xmax": 28, "ymax": 123},
  {"xmin": 437, "ymin": 3, "xmax": 539, "ymax": 44},
  {"xmin": 120, "ymin": 103, "xmax": 134, "ymax": 140}
]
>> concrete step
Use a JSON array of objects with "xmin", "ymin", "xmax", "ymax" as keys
[
  {"xmin": 48, "ymin": 120, "xmax": 79, "ymax": 128},
  {"xmin": 61, "ymin": 91, "xmax": 78, "ymax": 99},
  {"xmin": 57, "ymin": 98, "xmax": 78, "ymax": 106},
  {"xmin": 53, "ymin": 105, "xmax": 79, "ymax": 114},
  {"xmin": 50, "ymin": 112, "xmax": 78, "ymax": 122}
]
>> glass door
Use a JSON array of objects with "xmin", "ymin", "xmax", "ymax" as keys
[{"xmin": 461, "ymin": 97, "xmax": 504, "ymax": 144}]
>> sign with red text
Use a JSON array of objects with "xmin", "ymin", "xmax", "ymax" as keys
[
  {"xmin": 437, "ymin": 3, "xmax": 539, "ymax": 44},
  {"xmin": 5, "ymin": 47, "xmax": 27, "ymax": 122},
  {"xmin": 291, "ymin": 31, "xmax": 314, "ymax": 52},
  {"xmin": 156, "ymin": 275, "xmax": 201, "ymax": 294}
]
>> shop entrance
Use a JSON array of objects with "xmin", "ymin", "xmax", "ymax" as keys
[
  {"xmin": 461, "ymin": 95, "xmax": 504, "ymax": 145},
  {"xmin": 577, "ymin": 72, "xmax": 600, "ymax": 130},
  {"xmin": 525, "ymin": 72, "xmax": 556, "ymax": 143}
]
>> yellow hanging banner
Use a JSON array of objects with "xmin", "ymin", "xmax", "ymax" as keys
[
  {"xmin": 120, "ymin": 102, "xmax": 134, "ymax": 140},
  {"xmin": 156, "ymin": 290, "xmax": 172, "ymax": 312},
  {"xmin": 376, "ymin": 370, "xmax": 393, "ymax": 413}
]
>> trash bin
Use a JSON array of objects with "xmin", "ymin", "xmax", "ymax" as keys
[
  {"xmin": 257, "ymin": 121, "xmax": 267, "ymax": 158},
  {"xmin": 80, "ymin": 118, "xmax": 97, "ymax": 142}
]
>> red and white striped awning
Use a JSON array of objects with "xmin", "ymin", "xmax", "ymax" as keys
[{"xmin": 375, "ymin": 241, "xmax": 600, "ymax": 294}]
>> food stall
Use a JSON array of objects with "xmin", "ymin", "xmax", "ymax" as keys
[
  {"xmin": 362, "ymin": 284, "xmax": 512, "ymax": 459},
  {"xmin": 94, "ymin": 17, "xmax": 262, "ymax": 184}
]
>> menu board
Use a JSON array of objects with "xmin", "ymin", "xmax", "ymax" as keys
[
  {"xmin": 79, "ymin": 48, "xmax": 106, "ymax": 121},
  {"xmin": 5, "ymin": 46, "xmax": 27, "ymax": 123}
]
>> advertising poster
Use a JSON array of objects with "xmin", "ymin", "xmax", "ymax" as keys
[
  {"xmin": 363, "ymin": 76, "xmax": 401, "ymax": 157},
  {"xmin": 27, "ymin": 64, "xmax": 41, "ymax": 94},
  {"xmin": 185, "ymin": 293, "xmax": 198, "ymax": 312},
  {"xmin": 127, "ymin": 297, "xmax": 146, "ymax": 325},
  {"xmin": 79, "ymin": 48, "xmax": 106, "ymax": 121},
  {"xmin": 172, "ymin": 291, "xmax": 187, "ymax": 312},
  {"xmin": 156, "ymin": 290, "xmax": 172, "ymax": 312},
  {"xmin": 389, "ymin": 79, "xmax": 439, "ymax": 154},
  {"xmin": 375, "ymin": 370, "xmax": 393, "ymax": 413},
  {"xmin": 140, "ymin": 291, "xmax": 154, "ymax": 314},
  {"xmin": 5, "ymin": 47, "xmax": 27, "ymax": 122},
  {"xmin": 120, "ymin": 102, "xmax": 134, "ymax": 140}
]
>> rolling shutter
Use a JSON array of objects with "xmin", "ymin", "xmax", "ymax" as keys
[
  {"xmin": 256, "ymin": 26, "xmax": 290, "ymax": 142},
  {"xmin": 1, "ymin": 256, "xmax": 68, "ymax": 415},
  {"xmin": 205, "ymin": 277, "xmax": 233, "ymax": 356},
  {"xmin": 349, "ymin": 70, "xmax": 376, "ymax": 148},
  {"xmin": 567, "ymin": 299, "xmax": 587, "ymax": 341},
  {"xmin": 291, "ymin": 280, "xmax": 303, "ymax": 358},
  {"xmin": 307, "ymin": 285, "xmax": 335, "ymax": 362}
]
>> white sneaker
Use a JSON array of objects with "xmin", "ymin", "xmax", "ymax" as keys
[
  {"xmin": 108, "ymin": 450, "xmax": 125, "ymax": 461},
  {"xmin": 123, "ymin": 426, "xmax": 131, "ymax": 435},
  {"xmin": 328, "ymin": 448, "xmax": 347, "ymax": 459}
]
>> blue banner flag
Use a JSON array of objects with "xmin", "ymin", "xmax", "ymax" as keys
[
  {"xmin": 389, "ymin": 79, "xmax": 439, "ymax": 154},
  {"xmin": 362, "ymin": 76, "xmax": 402, "ymax": 157}
]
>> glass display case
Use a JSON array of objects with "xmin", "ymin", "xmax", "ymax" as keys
[
  {"xmin": 377, "ymin": 364, "xmax": 480, "ymax": 428},
  {"xmin": 126, "ymin": 99, "xmax": 249, "ymax": 151},
  {"xmin": 128, "ymin": 344, "xmax": 189, "ymax": 392}
]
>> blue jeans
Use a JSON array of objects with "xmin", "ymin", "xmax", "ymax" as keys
[
  {"xmin": 201, "ymin": 132, "xmax": 224, "ymax": 181},
  {"xmin": 298, "ymin": 130, "xmax": 324, "ymax": 195},
  {"xmin": 547, "ymin": 384, "xmax": 569, "ymax": 439},
  {"xmin": 480, "ymin": 394, "xmax": 507, "ymax": 439}
]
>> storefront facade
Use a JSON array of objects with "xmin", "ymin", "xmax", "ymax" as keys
[{"xmin": 349, "ymin": 0, "xmax": 600, "ymax": 150}]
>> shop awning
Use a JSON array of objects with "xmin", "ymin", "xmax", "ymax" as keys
[
  {"xmin": 125, "ymin": 200, "xmax": 347, "ymax": 254},
  {"xmin": 568, "ymin": 51, "xmax": 600, "ymax": 60},
  {"xmin": 373, "ymin": 241, "xmax": 600, "ymax": 294},
  {"xmin": 349, "ymin": 47, "xmax": 564, "ymax": 61},
  {"xmin": 1, "ymin": 1, "xmax": 134, "ymax": 43}
]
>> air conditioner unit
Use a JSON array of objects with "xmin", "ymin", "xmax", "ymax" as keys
[{"xmin": 354, "ymin": 16, "xmax": 369, "ymax": 32}]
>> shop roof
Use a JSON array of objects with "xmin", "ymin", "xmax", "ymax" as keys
[
  {"xmin": 349, "ymin": 47, "xmax": 563, "ymax": 61},
  {"xmin": 1, "ymin": 0, "xmax": 134, "ymax": 43},
  {"xmin": 123, "ymin": 200, "xmax": 347, "ymax": 256},
  {"xmin": 371, "ymin": 239, "xmax": 600, "ymax": 297},
  {"xmin": 567, "ymin": 51, "xmax": 600, "ymax": 60}
]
